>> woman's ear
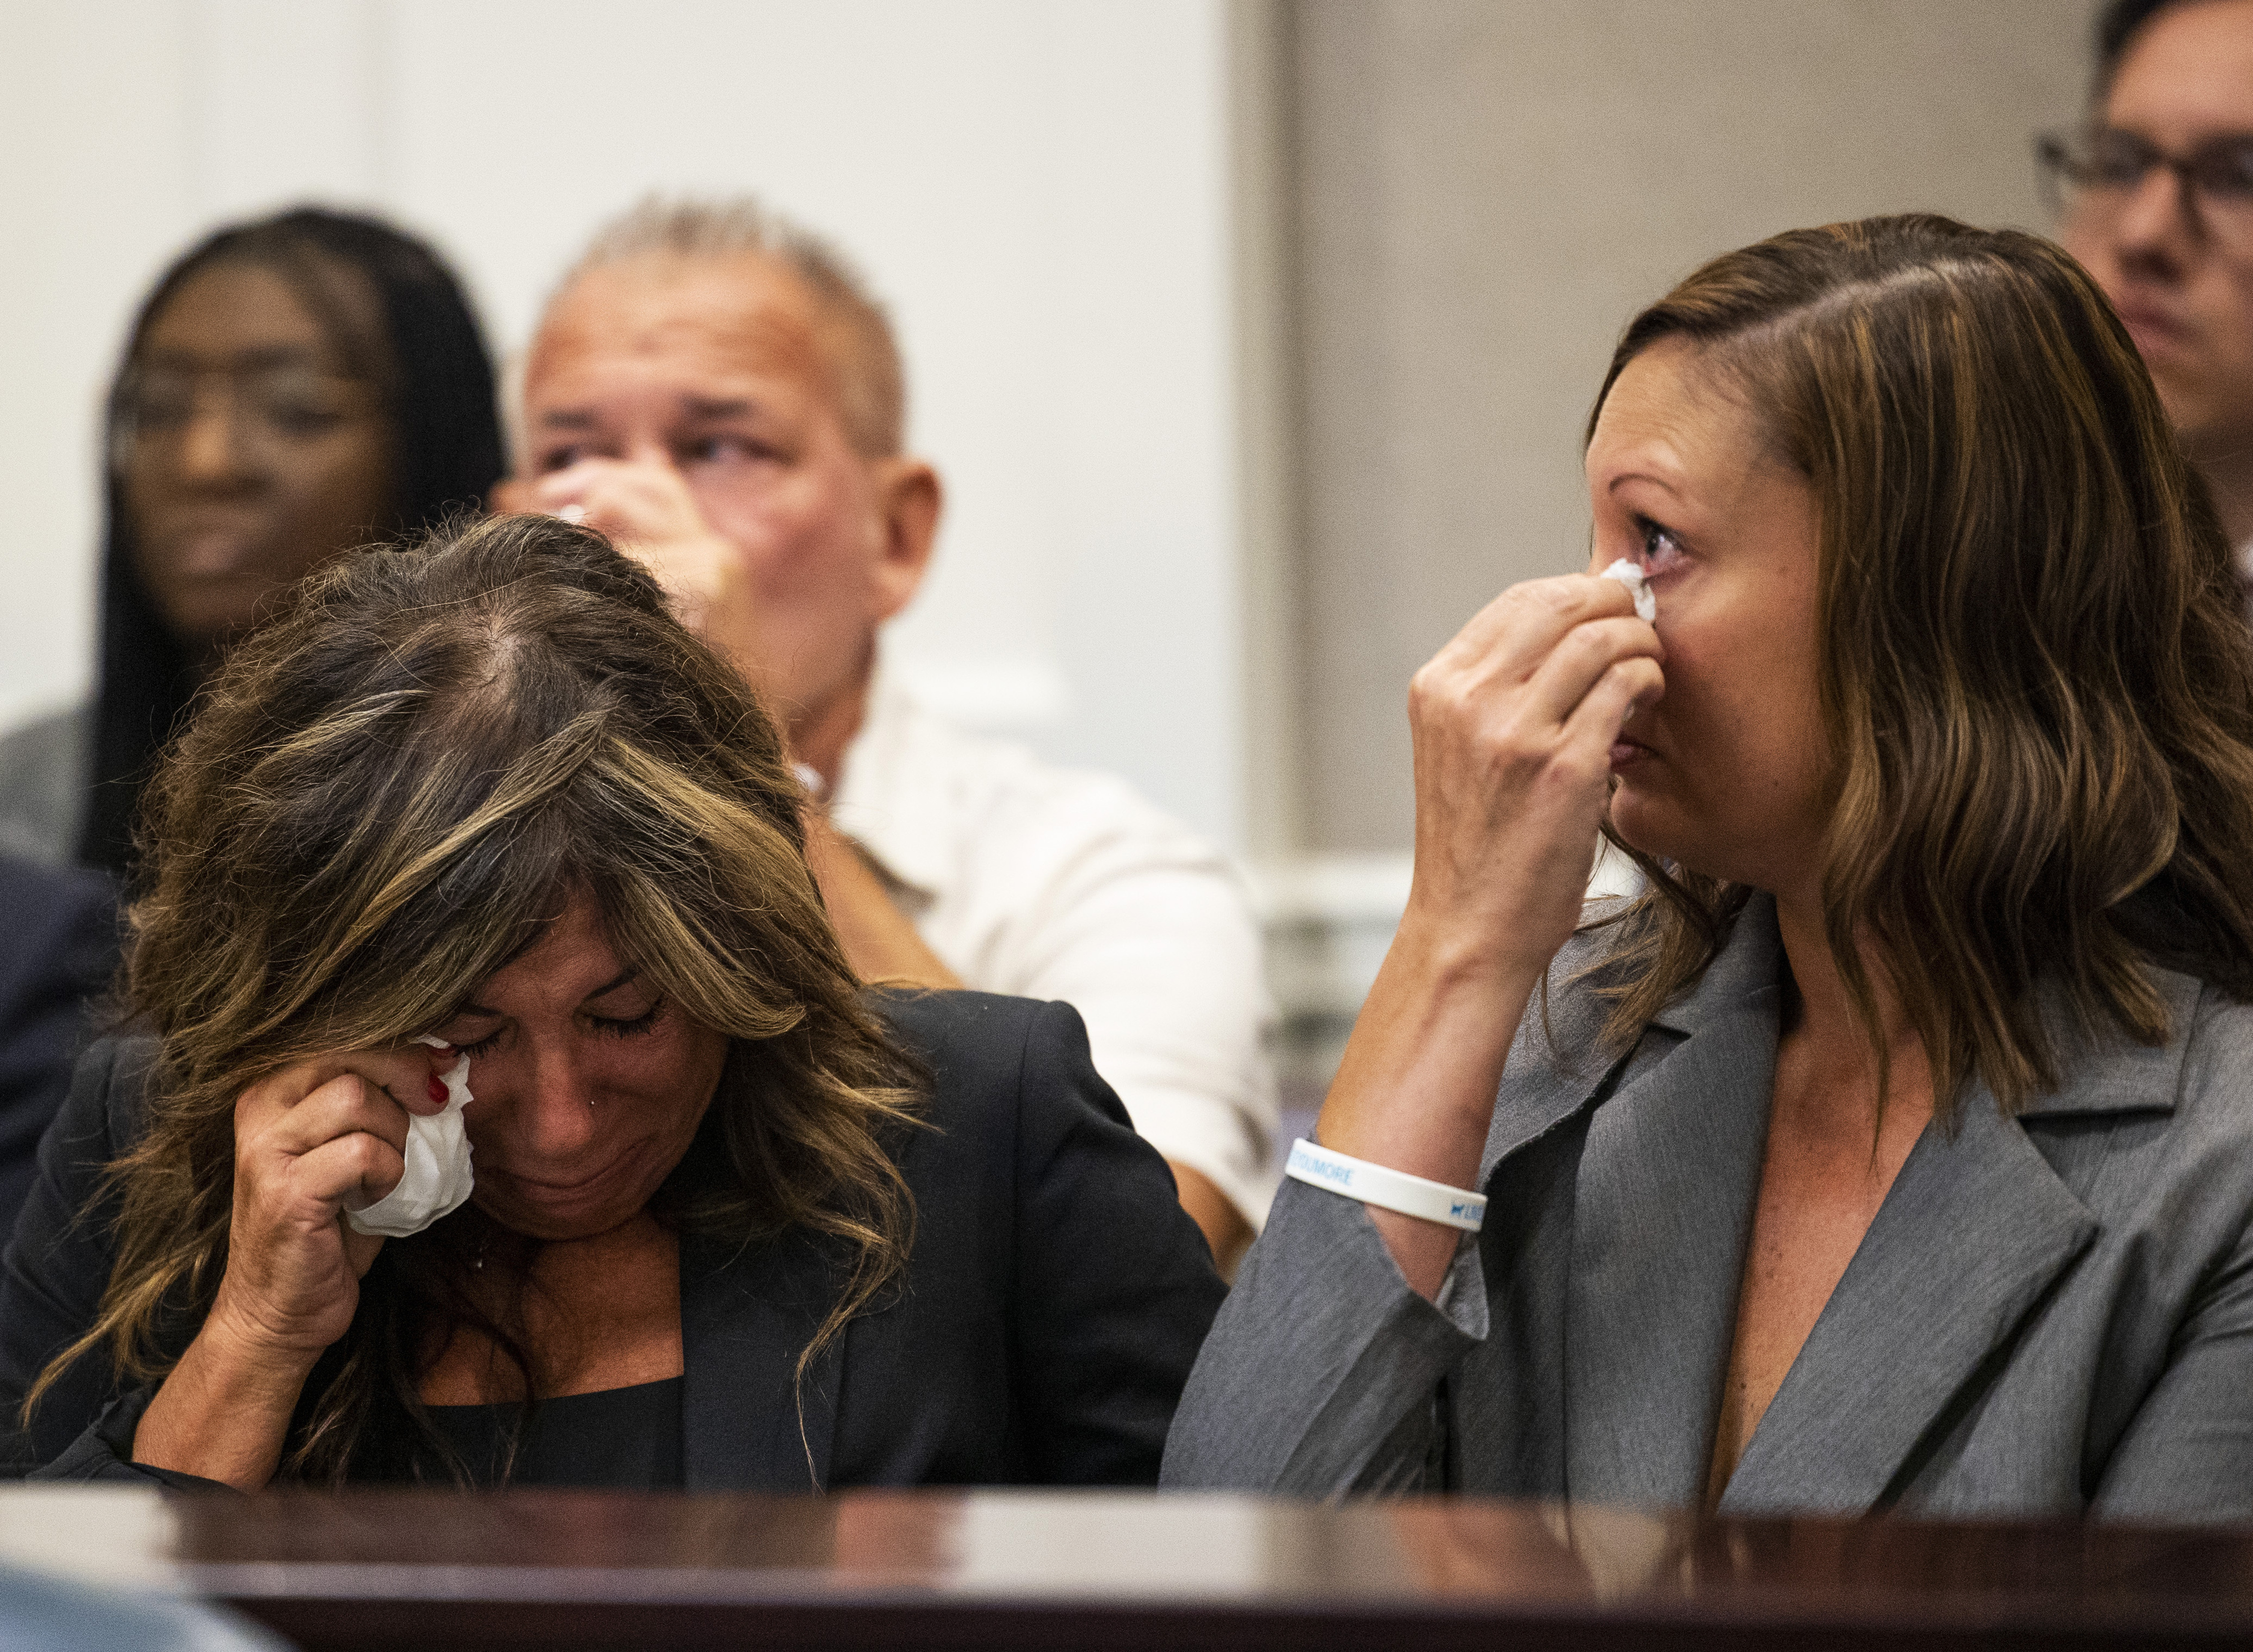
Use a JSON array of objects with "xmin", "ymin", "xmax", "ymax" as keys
[{"xmin": 871, "ymin": 459, "xmax": 941, "ymax": 622}]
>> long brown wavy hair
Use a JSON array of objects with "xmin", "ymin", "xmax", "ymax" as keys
[
  {"xmin": 1586, "ymin": 214, "xmax": 2253, "ymax": 1117},
  {"xmin": 28, "ymin": 513, "xmax": 923, "ymax": 1483}
]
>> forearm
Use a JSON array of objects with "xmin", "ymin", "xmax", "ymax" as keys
[
  {"xmin": 1162, "ymin": 1176, "xmax": 1478, "ymax": 1492},
  {"xmin": 804, "ymin": 817, "xmax": 962, "ymax": 990},
  {"xmin": 1169, "ymin": 1160, "xmax": 1253, "ymax": 1274},
  {"xmin": 131, "ymin": 1318, "xmax": 317, "ymax": 1491},
  {"xmin": 1315, "ymin": 908, "xmax": 1543, "ymax": 1299}
]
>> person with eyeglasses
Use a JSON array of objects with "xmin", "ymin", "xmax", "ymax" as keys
[
  {"xmin": 2041, "ymin": 0, "xmax": 2253, "ymax": 572},
  {"xmin": 0, "ymin": 211, "xmax": 503, "ymax": 1243},
  {"xmin": 0, "ymin": 208, "xmax": 505, "ymax": 879}
]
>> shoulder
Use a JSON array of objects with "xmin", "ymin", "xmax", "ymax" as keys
[
  {"xmin": 2169, "ymin": 979, "xmax": 2253, "ymax": 1130},
  {"xmin": 0, "ymin": 857, "xmax": 116, "ymax": 995},
  {"xmin": 840, "ymin": 689, "xmax": 1231, "ymax": 885},
  {"xmin": 870, "ymin": 986, "xmax": 1128, "ymax": 1142},
  {"xmin": 0, "ymin": 704, "xmax": 90, "ymax": 866},
  {"xmin": 65, "ymin": 1034, "xmax": 160, "ymax": 1155},
  {"xmin": 871, "ymin": 987, "xmax": 1100, "ymax": 1092},
  {"xmin": 1509, "ymin": 909, "xmax": 1642, "ymax": 1067},
  {"xmin": 875, "ymin": 985, "xmax": 1049, "ymax": 1069},
  {"xmin": 2015, "ymin": 972, "xmax": 2253, "ymax": 1240},
  {"xmin": 13, "ymin": 1033, "xmax": 159, "ymax": 1224}
]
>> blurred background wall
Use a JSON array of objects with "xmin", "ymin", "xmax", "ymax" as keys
[
  {"xmin": 1277, "ymin": 0, "xmax": 2099, "ymax": 856},
  {"xmin": 0, "ymin": 0, "xmax": 1250, "ymax": 842},
  {"xmin": 0, "ymin": 0, "xmax": 2103, "ymax": 1095}
]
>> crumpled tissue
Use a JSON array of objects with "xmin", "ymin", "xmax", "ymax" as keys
[
  {"xmin": 1600, "ymin": 558, "xmax": 1658, "ymax": 623},
  {"xmin": 345, "ymin": 1034, "xmax": 475, "ymax": 1238}
]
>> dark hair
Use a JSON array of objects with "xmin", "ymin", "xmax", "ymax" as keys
[
  {"xmin": 34, "ymin": 514, "xmax": 923, "ymax": 1485},
  {"xmin": 1585, "ymin": 214, "xmax": 2253, "ymax": 1119},
  {"xmin": 81, "ymin": 206, "xmax": 504, "ymax": 879},
  {"xmin": 2095, "ymin": 0, "xmax": 2187, "ymax": 97}
]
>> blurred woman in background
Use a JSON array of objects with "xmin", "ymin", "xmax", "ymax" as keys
[{"xmin": 0, "ymin": 206, "xmax": 502, "ymax": 877}]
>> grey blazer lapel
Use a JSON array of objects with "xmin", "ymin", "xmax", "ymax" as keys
[
  {"xmin": 1493, "ymin": 895, "xmax": 1787, "ymax": 1507},
  {"xmin": 1561, "ymin": 990, "xmax": 1781, "ymax": 1506},
  {"xmin": 680, "ymin": 1228, "xmax": 844, "ymax": 1492},
  {"xmin": 1716, "ymin": 971, "xmax": 2199, "ymax": 1515},
  {"xmin": 1475, "ymin": 895, "xmax": 1775, "ymax": 1184},
  {"xmin": 1718, "ymin": 1090, "xmax": 2097, "ymax": 1515}
]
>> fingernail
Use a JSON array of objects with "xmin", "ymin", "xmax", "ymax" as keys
[{"xmin": 428, "ymin": 1076, "xmax": 450, "ymax": 1104}]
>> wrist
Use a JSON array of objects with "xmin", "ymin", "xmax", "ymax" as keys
[
  {"xmin": 136, "ymin": 1309, "xmax": 317, "ymax": 1489},
  {"xmin": 1388, "ymin": 901, "xmax": 1549, "ymax": 1004},
  {"xmin": 199, "ymin": 1300, "xmax": 328, "ymax": 1395}
]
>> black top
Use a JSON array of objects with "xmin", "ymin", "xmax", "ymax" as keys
[
  {"xmin": 0, "ymin": 989, "xmax": 1225, "ymax": 1489},
  {"xmin": 425, "ymin": 1378, "xmax": 685, "ymax": 1489}
]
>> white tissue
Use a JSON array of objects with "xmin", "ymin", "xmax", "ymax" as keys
[
  {"xmin": 345, "ymin": 1034, "xmax": 475, "ymax": 1238},
  {"xmin": 1600, "ymin": 558, "xmax": 1658, "ymax": 623}
]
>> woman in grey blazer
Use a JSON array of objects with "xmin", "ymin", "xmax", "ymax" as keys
[{"xmin": 1164, "ymin": 215, "xmax": 2253, "ymax": 1522}]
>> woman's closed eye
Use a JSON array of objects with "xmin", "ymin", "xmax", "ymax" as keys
[
  {"xmin": 449, "ymin": 1025, "xmax": 507, "ymax": 1059},
  {"xmin": 440, "ymin": 1000, "xmax": 665, "ymax": 1058},
  {"xmin": 590, "ymin": 1001, "xmax": 666, "ymax": 1040}
]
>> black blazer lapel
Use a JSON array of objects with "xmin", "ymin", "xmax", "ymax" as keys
[
  {"xmin": 680, "ymin": 1228, "xmax": 844, "ymax": 1492},
  {"xmin": 1717, "ymin": 1087, "xmax": 2098, "ymax": 1516}
]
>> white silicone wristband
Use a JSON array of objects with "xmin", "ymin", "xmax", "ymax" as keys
[{"xmin": 1285, "ymin": 1138, "xmax": 1486, "ymax": 1232}]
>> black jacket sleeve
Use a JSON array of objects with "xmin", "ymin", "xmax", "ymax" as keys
[
  {"xmin": 0, "ymin": 857, "xmax": 120, "ymax": 1239},
  {"xmin": 1001, "ymin": 999, "xmax": 1227, "ymax": 1482},
  {"xmin": 0, "ymin": 1034, "xmax": 203, "ymax": 1484},
  {"xmin": 861, "ymin": 989, "xmax": 1227, "ymax": 1486}
]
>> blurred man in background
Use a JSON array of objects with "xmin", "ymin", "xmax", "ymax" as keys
[
  {"xmin": 2051, "ymin": 0, "xmax": 2253, "ymax": 563},
  {"xmin": 494, "ymin": 199, "xmax": 1277, "ymax": 1268}
]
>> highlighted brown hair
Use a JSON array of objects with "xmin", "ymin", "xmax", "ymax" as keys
[
  {"xmin": 31, "ymin": 514, "xmax": 921, "ymax": 1483},
  {"xmin": 1587, "ymin": 214, "xmax": 2253, "ymax": 1116}
]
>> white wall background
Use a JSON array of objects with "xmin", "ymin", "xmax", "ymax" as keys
[{"xmin": 0, "ymin": 0, "xmax": 1253, "ymax": 848}]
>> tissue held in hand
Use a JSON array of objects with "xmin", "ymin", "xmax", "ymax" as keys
[
  {"xmin": 345, "ymin": 1034, "xmax": 475, "ymax": 1239},
  {"xmin": 1600, "ymin": 558, "xmax": 1658, "ymax": 623}
]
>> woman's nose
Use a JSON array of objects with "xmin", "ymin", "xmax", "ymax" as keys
[
  {"xmin": 176, "ymin": 391, "xmax": 260, "ymax": 488},
  {"xmin": 510, "ymin": 1047, "xmax": 605, "ymax": 1157}
]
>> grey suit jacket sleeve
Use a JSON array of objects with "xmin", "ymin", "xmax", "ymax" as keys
[
  {"xmin": 1160, "ymin": 1176, "xmax": 1486, "ymax": 1493},
  {"xmin": 2090, "ymin": 1213, "xmax": 2253, "ymax": 1520}
]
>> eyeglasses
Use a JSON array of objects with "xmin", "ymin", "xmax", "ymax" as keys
[
  {"xmin": 2036, "ymin": 127, "xmax": 2253, "ymax": 246},
  {"xmin": 110, "ymin": 362, "xmax": 382, "ymax": 461}
]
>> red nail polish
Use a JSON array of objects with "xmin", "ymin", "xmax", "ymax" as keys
[{"xmin": 428, "ymin": 1076, "xmax": 449, "ymax": 1104}]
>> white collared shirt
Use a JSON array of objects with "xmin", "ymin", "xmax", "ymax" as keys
[{"xmin": 832, "ymin": 674, "xmax": 1280, "ymax": 1227}]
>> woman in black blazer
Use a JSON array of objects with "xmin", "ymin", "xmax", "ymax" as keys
[{"xmin": 0, "ymin": 515, "xmax": 1221, "ymax": 1491}]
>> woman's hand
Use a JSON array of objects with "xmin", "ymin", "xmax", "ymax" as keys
[
  {"xmin": 133, "ymin": 1046, "xmax": 449, "ymax": 1489},
  {"xmin": 208, "ymin": 1050, "xmax": 449, "ymax": 1358},
  {"xmin": 1314, "ymin": 575, "xmax": 1662, "ymax": 1298},
  {"xmin": 1398, "ymin": 574, "xmax": 1665, "ymax": 981}
]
